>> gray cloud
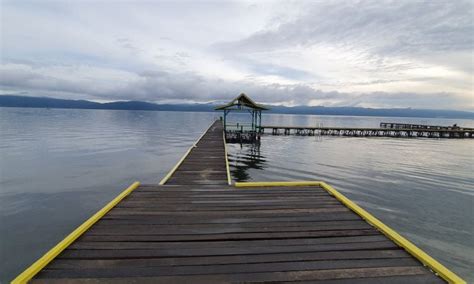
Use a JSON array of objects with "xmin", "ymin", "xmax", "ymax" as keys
[
  {"xmin": 245, "ymin": 62, "xmax": 313, "ymax": 80},
  {"xmin": 0, "ymin": 0, "xmax": 472, "ymax": 110},
  {"xmin": 116, "ymin": 38, "xmax": 142, "ymax": 54},
  {"xmin": 215, "ymin": 0, "xmax": 473, "ymax": 74},
  {"xmin": 0, "ymin": 62, "xmax": 467, "ymax": 110},
  {"xmin": 217, "ymin": 1, "xmax": 473, "ymax": 54}
]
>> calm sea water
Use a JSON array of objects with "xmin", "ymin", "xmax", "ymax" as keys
[{"xmin": 0, "ymin": 108, "xmax": 473, "ymax": 282}]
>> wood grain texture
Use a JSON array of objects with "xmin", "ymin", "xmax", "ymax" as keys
[
  {"xmin": 31, "ymin": 184, "xmax": 445, "ymax": 283},
  {"xmin": 165, "ymin": 120, "xmax": 228, "ymax": 186}
]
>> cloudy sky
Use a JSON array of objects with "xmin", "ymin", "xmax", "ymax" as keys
[{"xmin": 1, "ymin": 0, "xmax": 473, "ymax": 109}]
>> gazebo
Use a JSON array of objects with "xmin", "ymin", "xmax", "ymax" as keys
[{"xmin": 215, "ymin": 93, "xmax": 269, "ymax": 142}]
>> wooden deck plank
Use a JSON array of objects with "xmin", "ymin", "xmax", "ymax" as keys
[
  {"xmin": 46, "ymin": 250, "xmax": 411, "ymax": 269},
  {"xmin": 67, "ymin": 235, "xmax": 389, "ymax": 250},
  {"xmin": 114, "ymin": 202, "xmax": 343, "ymax": 209},
  {"xmin": 100, "ymin": 210, "xmax": 359, "ymax": 219},
  {"xmin": 88, "ymin": 219, "xmax": 368, "ymax": 229},
  {"xmin": 120, "ymin": 197, "xmax": 339, "ymax": 203},
  {"xmin": 56, "ymin": 241, "xmax": 399, "ymax": 260},
  {"xmin": 105, "ymin": 207, "xmax": 351, "ymax": 216},
  {"xmin": 36, "ymin": 258, "xmax": 421, "ymax": 278},
  {"xmin": 31, "ymin": 267, "xmax": 434, "ymax": 283},
  {"xmin": 74, "ymin": 229, "xmax": 383, "ymax": 242},
  {"xmin": 33, "ymin": 274, "xmax": 444, "ymax": 284},
  {"xmin": 85, "ymin": 224, "xmax": 373, "ymax": 236},
  {"xmin": 99, "ymin": 215, "xmax": 362, "ymax": 224},
  {"xmin": 280, "ymin": 274, "xmax": 445, "ymax": 284}
]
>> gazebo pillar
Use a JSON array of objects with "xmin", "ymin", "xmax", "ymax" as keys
[{"xmin": 223, "ymin": 109, "xmax": 229, "ymax": 131}]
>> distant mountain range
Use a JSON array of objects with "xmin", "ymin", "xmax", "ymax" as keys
[{"xmin": 1, "ymin": 95, "xmax": 473, "ymax": 119}]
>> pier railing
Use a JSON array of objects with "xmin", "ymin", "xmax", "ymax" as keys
[{"xmin": 224, "ymin": 123, "xmax": 261, "ymax": 143}]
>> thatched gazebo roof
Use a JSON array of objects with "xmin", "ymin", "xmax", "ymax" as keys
[{"xmin": 215, "ymin": 93, "xmax": 269, "ymax": 111}]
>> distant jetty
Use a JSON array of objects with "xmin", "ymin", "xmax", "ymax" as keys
[
  {"xmin": 259, "ymin": 123, "xmax": 474, "ymax": 138},
  {"xmin": 379, "ymin": 122, "xmax": 474, "ymax": 131}
]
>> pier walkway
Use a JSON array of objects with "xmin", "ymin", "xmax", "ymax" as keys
[
  {"xmin": 30, "ymin": 185, "xmax": 445, "ymax": 283},
  {"xmin": 14, "ymin": 120, "xmax": 463, "ymax": 283},
  {"xmin": 163, "ymin": 120, "xmax": 229, "ymax": 186}
]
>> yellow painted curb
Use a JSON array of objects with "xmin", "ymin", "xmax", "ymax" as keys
[
  {"xmin": 12, "ymin": 181, "xmax": 141, "ymax": 284},
  {"xmin": 235, "ymin": 181, "xmax": 465, "ymax": 284},
  {"xmin": 223, "ymin": 131, "xmax": 232, "ymax": 185},
  {"xmin": 158, "ymin": 145, "xmax": 195, "ymax": 185}
]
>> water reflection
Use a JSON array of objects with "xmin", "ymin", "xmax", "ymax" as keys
[{"xmin": 227, "ymin": 141, "xmax": 266, "ymax": 182}]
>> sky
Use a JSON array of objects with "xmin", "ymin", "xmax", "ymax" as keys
[{"xmin": 0, "ymin": 0, "xmax": 473, "ymax": 110}]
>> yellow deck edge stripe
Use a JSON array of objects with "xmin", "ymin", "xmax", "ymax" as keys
[
  {"xmin": 159, "ymin": 120, "xmax": 217, "ymax": 185},
  {"xmin": 223, "ymin": 130, "xmax": 232, "ymax": 185},
  {"xmin": 12, "ymin": 181, "xmax": 141, "ymax": 284},
  {"xmin": 235, "ymin": 181, "xmax": 465, "ymax": 284}
]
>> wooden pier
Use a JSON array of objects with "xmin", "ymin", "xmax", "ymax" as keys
[
  {"xmin": 14, "ymin": 120, "xmax": 464, "ymax": 283},
  {"xmin": 380, "ymin": 122, "xmax": 474, "ymax": 131},
  {"xmin": 162, "ymin": 121, "xmax": 230, "ymax": 186},
  {"xmin": 260, "ymin": 125, "xmax": 474, "ymax": 138}
]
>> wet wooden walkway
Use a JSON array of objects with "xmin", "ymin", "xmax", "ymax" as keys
[
  {"xmin": 32, "ymin": 184, "xmax": 445, "ymax": 283},
  {"xmin": 21, "ymin": 120, "xmax": 454, "ymax": 283},
  {"xmin": 166, "ymin": 120, "xmax": 228, "ymax": 186}
]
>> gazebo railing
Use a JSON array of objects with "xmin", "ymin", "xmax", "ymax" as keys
[{"xmin": 225, "ymin": 123, "xmax": 256, "ymax": 132}]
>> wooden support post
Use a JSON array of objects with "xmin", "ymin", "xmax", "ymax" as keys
[{"xmin": 223, "ymin": 110, "xmax": 228, "ymax": 132}]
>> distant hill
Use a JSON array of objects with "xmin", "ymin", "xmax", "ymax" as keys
[
  {"xmin": 0, "ymin": 95, "xmax": 213, "ymax": 112},
  {"xmin": 1, "ymin": 95, "xmax": 473, "ymax": 119}
]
